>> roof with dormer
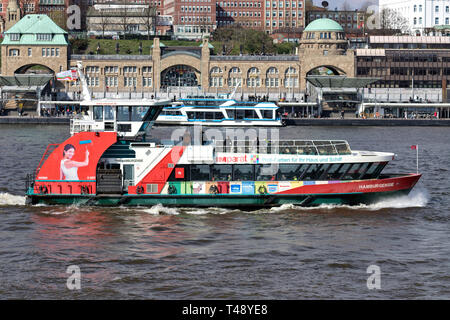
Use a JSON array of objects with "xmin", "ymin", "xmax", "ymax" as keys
[{"xmin": 2, "ymin": 14, "xmax": 68, "ymax": 46}]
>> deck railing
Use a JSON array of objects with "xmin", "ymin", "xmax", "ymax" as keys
[{"xmin": 213, "ymin": 140, "xmax": 351, "ymax": 156}]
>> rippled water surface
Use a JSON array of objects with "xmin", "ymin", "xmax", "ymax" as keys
[{"xmin": 0, "ymin": 124, "xmax": 449, "ymax": 299}]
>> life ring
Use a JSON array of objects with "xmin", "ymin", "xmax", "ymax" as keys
[
  {"xmin": 209, "ymin": 185, "xmax": 219, "ymax": 195},
  {"xmin": 136, "ymin": 186, "xmax": 144, "ymax": 194},
  {"xmin": 168, "ymin": 185, "xmax": 177, "ymax": 194},
  {"xmin": 258, "ymin": 185, "xmax": 268, "ymax": 195}
]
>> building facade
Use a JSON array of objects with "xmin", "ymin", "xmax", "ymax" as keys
[
  {"xmin": 4, "ymin": 14, "xmax": 450, "ymax": 101},
  {"xmin": 306, "ymin": 9, "xmax": 366, "ymax": 32},
  {"xmin": 1, "ymin": 14, "xmax": 68, "ymax": 75},
  {"xmin": 379, "ymin": 0, "xmax": 450, "ymax": 35}
]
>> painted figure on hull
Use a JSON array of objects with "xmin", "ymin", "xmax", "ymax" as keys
[{"xmin": 60, "ymin": 144, "xmax": 89, "ymax": 180}]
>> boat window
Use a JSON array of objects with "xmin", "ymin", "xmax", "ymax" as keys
[
  {"xmin": 236, "ymin": 109, "xmax": 245, "ymax": 119},
  {"xmin": 214, "ymin": 112, "xmax": 224, "ymax": 120},
  {"xmin": 278, "ymin": 164, "xmax": 305, "ymax": 181},
  {"xmin": 245, "ymin": 109, "xmax": 258, "ymax": 119},
  {"xmin": 187, "ymin": 112, "xmax": 195, "ymax": 119},
  {"xmin": 261, "ymin": 110, "xmax": 274, "ymax": 119},
  {"xmin": 225, "ymin": 109, "xmax": 234, "ymax": 119},
  {"xmin": 117, "ymin": 106, "xmax": 130, "ymax": 121},
  {"xmin": 314, "ymin": 164, "xmax": 331, "ymax": 180},
  {"xmin": 205, "ymin": 112, "xmax": 214, "ymax": 120},
  {"xmin": 320, "ymin": 163, "xmax": 342, "ymax": 180},
  {"xmin": 211, "ymin": 165, "xmax": 232, "ymax": 181},
  {"xmin": 302, "ymin": 164, "xmax": 322, "ymax": 181},
  {"xmin": 315, "ymin": 141, "xmax": 337, "ymax": 155},
  {"xmin": 363, "ymin": 162, "xmax": 387, "ymax": 179},
  {"xmin": 190, "ymin": 164, "xmax": 210, "ymax": 181},
  {"xmin": 337, "ymin": 163, "xmax": 352, "ymax": 180},
  {"xmin": 104, "ymin": 106, "xmax": 114, "ymax": 120},
  {"xmin": 342, "ymin": 163, "xmax": 364, "ymax": 180},
  {"xmin": 195, "ymin": 112, "xmax": 205, "ymax": 120},
  {"xmin": 93, "ymin": 106, "xmax": 103, "ymax": 120},
  {"xmin": 131, "ymin": 107, "xmax": 150, "ymax": 121},
  {"xmin": 256, "ymin": 164, "xmax": 278, "ymax": 181},
  {"xmin": 362, "ymin": 162, "xmax": 379, "ymax": 179},
  {"xmin": 355, "ymin": 162, "xmax": 370, "ymax": 179},
  {"xmin": 333, "ymin": 141, "xmax": 351, "ymax": 155},
  {"xmin": 233, "ymin": 165, "xmax": 254, "ymax": 181}
]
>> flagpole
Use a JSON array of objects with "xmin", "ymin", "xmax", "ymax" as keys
[{"xmin": 416, "ymin": 144, "xmax": 419, "ymax": 174}]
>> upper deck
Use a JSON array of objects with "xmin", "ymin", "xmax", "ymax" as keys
[{"xmin": 70, "ymin": 98, "xmax": 172, "ymax": 139}]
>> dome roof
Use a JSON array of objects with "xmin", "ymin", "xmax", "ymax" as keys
[{"xmin": 304, "ymin": 18, "xmax": 344, "ymax": 32}]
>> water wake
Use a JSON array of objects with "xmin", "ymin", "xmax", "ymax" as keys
[
  {"xmin": 0, "ymin": 192, "xmax": 26, "ymax": 206},
  {"xmin": 269, "ymin": 188, "xmax": 429, "ymax": 212}
]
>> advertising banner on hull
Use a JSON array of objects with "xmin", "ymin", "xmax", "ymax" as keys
[{"xmin": 36, "ymin": 132, "xmax": 117, "ymax": 182}]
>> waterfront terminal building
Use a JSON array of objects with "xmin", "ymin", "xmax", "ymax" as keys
[{"xmin": 1, "ymin": 14, "xmax": 450, "ymax": 117}]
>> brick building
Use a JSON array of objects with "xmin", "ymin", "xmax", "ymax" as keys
[{"xmin": 168, "ymin": 0, "xmax": 216, "ymax": 39}]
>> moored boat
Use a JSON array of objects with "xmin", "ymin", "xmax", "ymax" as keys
[{"xmin": 155, "ymin": 97, "xmax": 283, "ymax": 127}]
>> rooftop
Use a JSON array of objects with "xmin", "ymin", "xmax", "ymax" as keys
[
  {"xmin": 304, "ymin": 18, "xmax": 344, "ymax": 32},
  {"xmin": 2, "ymin": 14, "xmax": 68, "ymax": 46}
]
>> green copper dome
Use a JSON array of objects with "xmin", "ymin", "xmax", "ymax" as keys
[{"xmin": 304, "ymin": 18, "xmax": 344, "ymax": 32}]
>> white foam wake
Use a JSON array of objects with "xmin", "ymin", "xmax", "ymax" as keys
[
  {"xmin": 269, "ymin": 188, "xmax": 430, "ymax": 212},
  {"xmin": 0, "ymin": 192, "xmax": 26, "ymax": 206},
  {"xmin": 140, "ymin": 203, "xmax": 181, "ymax": 215}
]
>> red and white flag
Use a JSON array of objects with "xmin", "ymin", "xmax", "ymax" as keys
[{"xmin": 411, "ymin": 145, "xmax": 418, "ymax": 150}]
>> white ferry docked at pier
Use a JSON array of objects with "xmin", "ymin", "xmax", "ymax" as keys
[{"xmin": 156, "ymin": 97, "xmax": 283, "ymax": 127}]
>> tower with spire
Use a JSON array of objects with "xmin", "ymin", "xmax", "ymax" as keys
[{"xmin": 5, "ymin": 0, "xmax": 22, "ymax": 31}]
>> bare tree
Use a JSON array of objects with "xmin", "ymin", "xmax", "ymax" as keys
[
  {"xmin": 98, "ymin": 8, "xmax": 111, "ymax": 38},
  {"xmin": 119, "ymin": 0, "xmax": 129, "ymax": 40},
  {"xmin": 379, "ymin": 8, "xmax": 410, "ymax": 34},
  {"xmin": 141, "ymin": 4, "xmax": 157, "ymax": 40}
]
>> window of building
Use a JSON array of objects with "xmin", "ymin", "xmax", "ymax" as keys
[
  {"xmin": 143, "ymin": 77, "xmax": 152, "ymax": 87},
  {"xmin": 8, "ymin": 49, "xmax": 19, "ymax": 56},
  {"xmin": 36, "ymin": 33, "xmax": 52, "ymax": 41},
  {"xmin": 10, "ymin": 33, "xmax": 20, "ymax": 41}
]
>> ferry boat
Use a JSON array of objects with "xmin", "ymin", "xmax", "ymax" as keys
[
  {"xmin": 25, "ymin": 63, "xmax": 421, "ymax": 208},
  {"xmin": 155, "ymin": 97, "xmax": 283, "ymax": 127}
]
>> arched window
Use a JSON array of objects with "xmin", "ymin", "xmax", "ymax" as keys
[
  {"xmin": 284, "ymin": 67, "xmax": 298, "ymax": 88},
  {"xmin": 265, "ymin": 67, "xmax": 279, "ymax": 87},
  {"xmin": 228, "ymin": 67, "xmax": 242, "ymax": 87},
  {"xmin": 210, "ymin": 66, "xmax": 222, "ymax": 74},
  {"xmin": 210, "ymin": 67, "xmax": 223, "ymax": 87},
  {"xmin": 247, "ymin": 67, "xmax": 260, "ymax": 87},
  {"xmin": 267, "ymin": 67, "xmax": 278, "ymax": 75},
  {"xmin": 229, "ymin": 67, "xmax": 241, "ymax": 74}
]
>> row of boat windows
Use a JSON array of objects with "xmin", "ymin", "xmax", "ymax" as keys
[
  {"xmin": 160, "ymin": 109, "xmax": 275, "ymax": 120},
  {"xmin": 168, "ymin": 162, "xmax": 388, "ymax": 182},
  {"xmin": 181, "ymin": 100, "xmax": 261, "ymax": 107},
  {"xmin": 93, "ymin": 106, "xmax": 156, "ymax": 121},
  {"xmin": 215, "ymin": 141, "xmax": 351, "ymax": 155}
]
